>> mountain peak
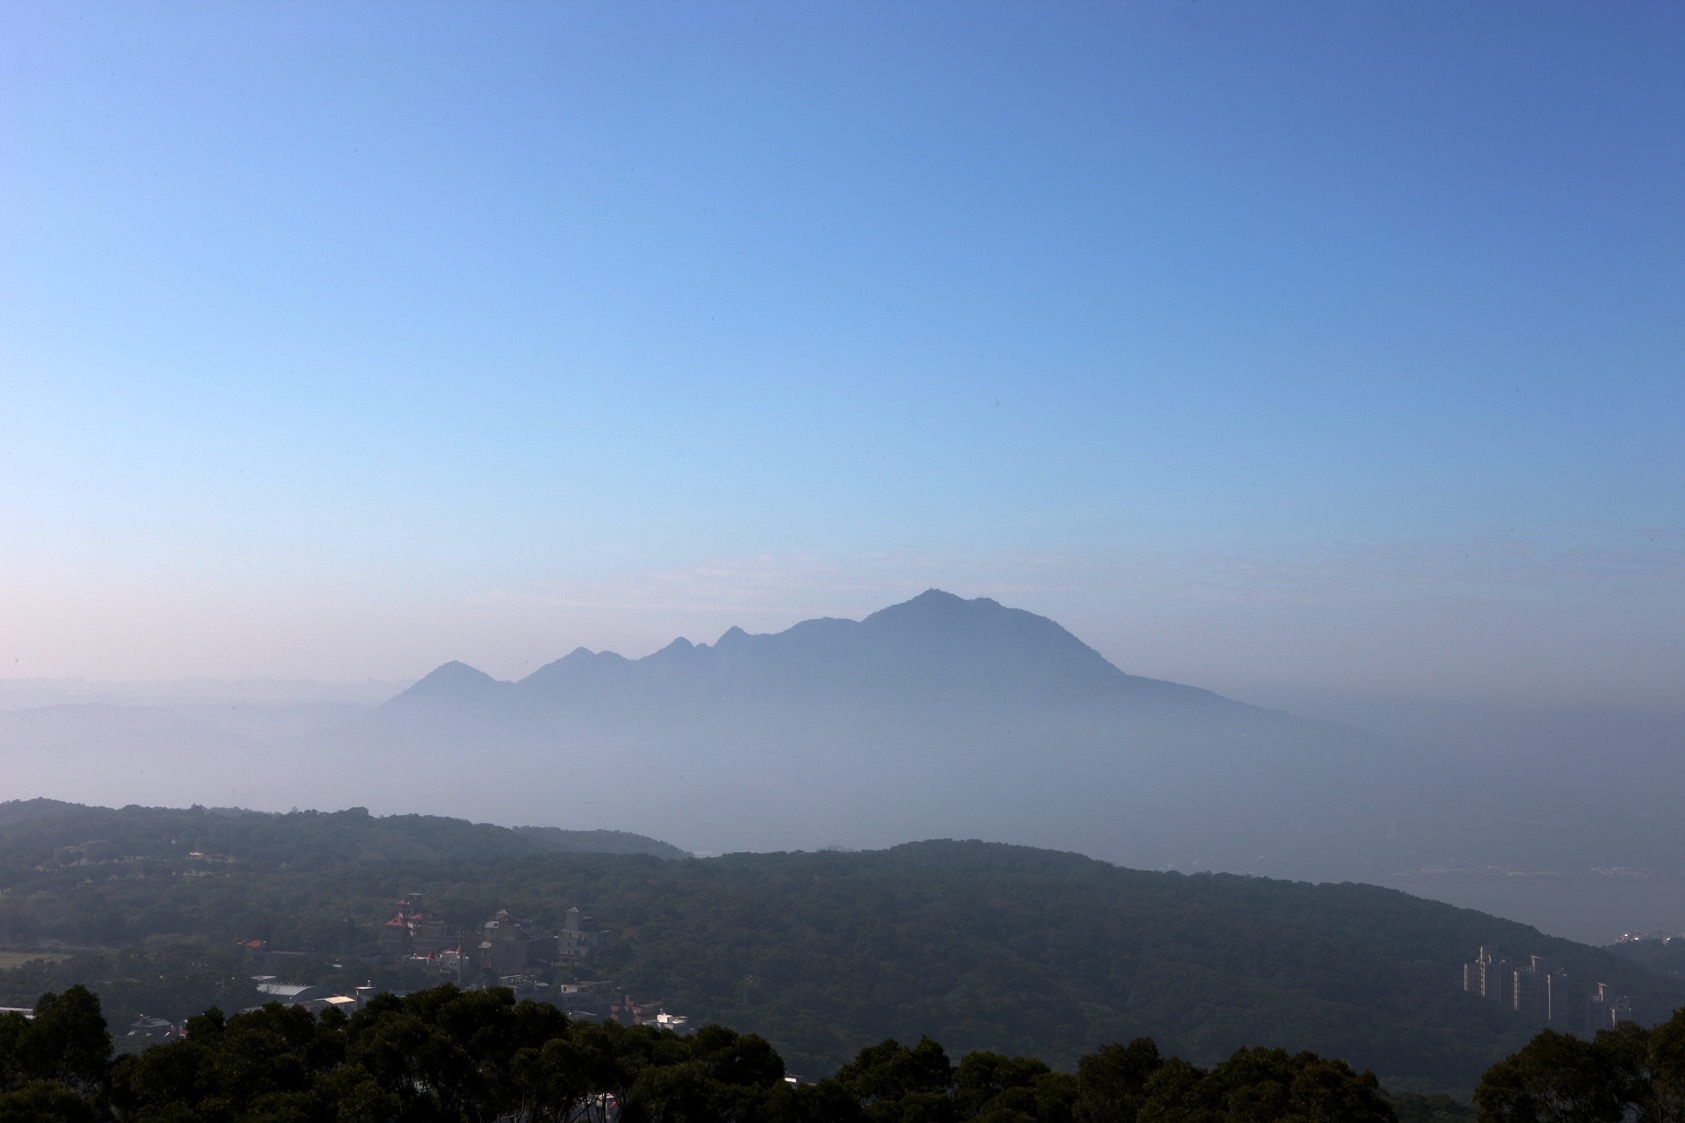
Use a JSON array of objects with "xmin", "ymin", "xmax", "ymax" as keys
[
  {"xmin": 390, "ymin": 661, "xmax": 505, "ymax": 705},
  {"xmin": 715, "ymin": 625, "xmax": 751, "ymax": 648},
  {"xmin": 905, "ymin": 588, "xmax": 985, "ymax": 610},
  {"xmin": 418, "ymin": 660, "xmax": 497, "ymax": 687},
  {"xmin": 866, "ymin": 589, "xmax": 1002, "ymax": 622}
]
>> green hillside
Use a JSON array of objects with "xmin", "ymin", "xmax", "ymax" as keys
[{"xmin": 1, "ymin": 805, "xmax": 1678, "ymax": 1090}]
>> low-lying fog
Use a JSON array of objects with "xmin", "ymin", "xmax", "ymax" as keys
[{"xmin": 4, "ymin": 594, "xmax": 1681, "ymax": 946}]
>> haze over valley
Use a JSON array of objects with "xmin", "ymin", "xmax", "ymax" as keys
[{"xmin": 4, "ymin": 590, "xmax": 1680, "ymax": 944}]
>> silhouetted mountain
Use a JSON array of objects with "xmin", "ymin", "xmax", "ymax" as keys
[
  {"xmin": 6, "ymin": 592, "xmax": 1679, "ymax": 940},
  {"xmin": 393, "ymin": 590, "xmax": 1228, "ymax": 710},
  {"xmin": 345, "ymin": 590, "xmax": 1420, "ymax": 874},
  {"xmin": 393, "ymin": 659, "xmax": 510, "ymax": 705}
]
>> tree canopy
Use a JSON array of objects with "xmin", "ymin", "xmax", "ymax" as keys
[
  {"xmin": 0, "ymin": 983, "xmax": 1411, "ymax": 1123},
  {"xmin": 15, "ymin": 982, "xmax": 1685, "ymax": 1123}
]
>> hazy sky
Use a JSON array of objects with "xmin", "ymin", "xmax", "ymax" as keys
[{"xmin": 1, "ymin": 2, "xmax": 1680, "ymax": 706}]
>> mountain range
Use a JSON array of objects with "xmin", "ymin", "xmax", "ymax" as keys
[
  {"xmin": 2, "ymin": 589, "xmax": 1682, "ymax": 942},
  {"xmin": 357, "ymin": 589, "xmax": 1411, "ymax": 876},
  {"xmin": 398, "ymin": 589, "xmax": 1224, "ymax": 709}
]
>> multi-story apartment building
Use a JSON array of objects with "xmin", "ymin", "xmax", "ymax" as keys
[
  {"xmin": 1464, "ymin": 947, "xmax": 1630, "ymax": 1031},
  {"xmin": 1585, "ymin": 983, "xmax": 1634, "ymax": 1032}
]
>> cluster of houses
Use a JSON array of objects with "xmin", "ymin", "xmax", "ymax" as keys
[
  {"xmin": 1462, "ymin": 946, "xmax": 1632, "ymax": 1030},
  {"xmin": 377, "ymin": 896, "xmax": 604, "ymax": 975},
  {"xmin": 135, "ymin": 897, "xmax": 685, "ymax": 1045},
  {"xmin": 52, "ymin": 928, "xmax": 1680, "ymax": 1053}
]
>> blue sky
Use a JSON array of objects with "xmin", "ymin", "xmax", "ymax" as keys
[{"xmin": 1, "ymin": 1, "xmax": 1680, "ymax": 704}]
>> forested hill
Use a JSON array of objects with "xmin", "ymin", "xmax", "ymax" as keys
[
  {"xmin": 2, "ymin": 832, "xmax": 1679, "ymax": 1093},
  {"xmin": 0, "ymin": 800, "xmax": 690, "ymax": 867},
  {"xmin": 547, "ymin": 842, "xmax": 1682, "ymax": 1086}
]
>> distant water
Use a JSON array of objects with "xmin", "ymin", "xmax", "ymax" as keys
[{"xmin": 1386, "ymin": 872, "xmax": 1685, "ymax": 945}]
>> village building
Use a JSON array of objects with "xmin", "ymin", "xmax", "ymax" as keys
[
  {"xmin": 557, "ymin": 906, "xmax": 603, "ymax": 963},
  {"xmin": 381, "ymin": 895, "xmax": 450, "ymax": 959},
  {"xmin": 478, "ymin": 909, "xmax": 555, "ymax": 973}
]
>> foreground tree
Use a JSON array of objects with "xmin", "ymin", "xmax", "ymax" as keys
[
  {"xmin": 1473, "ymin": 1007, "xmax": 1685, "ymax": 1123},
  {"xmin": 1649, "ymin": 1007, "xmax": 1685, "ymax": 1123},
  {"xmin": 0, "ymin": 983, "xmax": 110, "ymax": 1121},
  {"xmin": 1133, "ymin": 1046, "xmax": 1396, "ymax": 1123},
  {"xmin": 1075, "ymin": 1038, "xmax": 1163, "ymax": 1123},
  {"xmin": 834, "ymin": 1036, "xmax": 959, "ymax": 1123},
  {"xmin": 52, "ymin": 983, "xmax": 1685, "ymax": 1123}
]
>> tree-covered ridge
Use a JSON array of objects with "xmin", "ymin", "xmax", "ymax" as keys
[
  {"xmin": 588, "ymin": 843, "xmax": 1680, "ymax": 1084},
  {"xmin": 0, "ymin": 983, "xmax": 1404, "ymax": 1123},
  {"xmin": 0, "ymin": 801, "xmax": 688, "ymax": 872},
  {"xmin": 1609, "ymin": 937, "xmax": 1685, "ymax": 981},
  {"xmin": 2, "ymin": 837, "xmax": 1680, "ymax": 1088}
]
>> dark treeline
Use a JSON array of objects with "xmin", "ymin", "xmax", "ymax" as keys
[
  {"xmin": 12, "ymin": 984, "xmax": 1684, "ymax": 1123},
  {"xmin": 0, "ymin": 982, "xmax": 1424, "ymax": 1123}
]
